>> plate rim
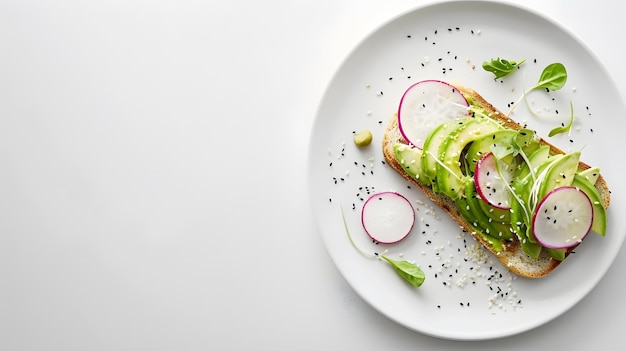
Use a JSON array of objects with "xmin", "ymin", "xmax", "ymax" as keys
[{"xmin": 308, "ymin": 0, "xmax": 626, "ymax": 340}]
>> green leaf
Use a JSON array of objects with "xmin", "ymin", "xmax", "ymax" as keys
[
  {"xmin": 482, "ymin": 58, "xmax": 526, "ymax": 79},
  {"xmin": 548, "ymin": 101, "xmax": 574, "ymax": 137},
  {"xmin": 341, "ymin": 205, "xmax": 425, "ymax": 288},
  {"xmin": 381, "ymin": 255, "xmax": 425, "ymax": 287},
  {"xmin": 507, "ymin": 62, "xmax": 568, "ymax": 117},
  {"xmin": 533, "ymin": 63, "xmax": 567, "ymax": 91}
]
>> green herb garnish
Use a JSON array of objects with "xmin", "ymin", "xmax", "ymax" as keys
[
  {"xmin": 548, "ymin": 101, "xmax": 575, "ymax": 137},
  {"xmin": 340, "ymin": 205, "xmax": 425, "ymax": 288},
  {"xmin": 380, "ymin": 255, "xmax": 425, "ymax": 287},
  {"xmin": 508, "ymin": 62, "xmax": 568, "ymax": 116},
  {"xmin": 533, "ymin": 62, "xmax": 568, "ymax": 91},
  {"xmin": 482, "ymin": 58, "xmax": 526, "ymax": 78},
  {"xmin": 519, "ymin": 62, "xmax": 568, "ymax": 98}
]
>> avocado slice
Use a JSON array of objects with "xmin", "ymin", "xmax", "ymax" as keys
[
  {"xmin": 578, "ymin": 166, "xmax": 601, "ymax": 185},
  {"xmin": 393, "ymin": 143, "xmax": 431, "ymax": 186},
  {"xmin": 508, "ymin": 194, "xmax": 543, "ymax": 258},
  {"xmin": 464, "ymin": 184, "xmax": 513, "ymax": 242},
  {"xmin": 465, "ymin": 129, "xmax": 517, "ymax": 173},
  {"xmin": 421, "ymin": 119, "xmax": 465, "ymax": 186},
  {"xmin": 572, "ymin": 173, "xmax": 607, "ymax": 236},
  {"xmin": 515, "ymin": 144, "xmax": 552, "ymax": 180},
  {"xmin": 536, "ymin": 151, "xmax": 580, "ymax": 201},
  {"xmin": 435, "ymin": 117, "xmax": 502, "ymax": 199},
  {"xmin": 455, "ymin": 190, "xmax": 505, "ymax": 252},
  {"xmin": 545, "ymin": 247, "xmax": 566, "ymax": 261},
  {"xmin": 476, "ymin": 194, "xmax": 511, "ymax": 226}
]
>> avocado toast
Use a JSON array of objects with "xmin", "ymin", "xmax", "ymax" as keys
[{"xmin": 382, "ymin": 81, "xmax": 611, "ymax": 278}]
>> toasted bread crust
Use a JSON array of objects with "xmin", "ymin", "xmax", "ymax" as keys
[{"xmin": 382, "ymin": 84, "xmax": 610, "ymax": 278}]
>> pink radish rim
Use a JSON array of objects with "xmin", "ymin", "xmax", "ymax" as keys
[
  {"xmin": 531, "ymin": 186, "xmax": 593, "ymax": 249},
  {"xmin": 474, "ymin": 152, "xmax": 512, "ymax": 210},
  {"xmin": 361, "ymin": 191, "xmax": 415, "ymax": 244},
  {"xmin": 397, "ymin": 79, "xmax": 470, "ymax": 148}
]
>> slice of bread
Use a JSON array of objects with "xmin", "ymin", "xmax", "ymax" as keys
[{"xmin": 382, "ymin": 83, "xmax": 610, "ymax": 278}]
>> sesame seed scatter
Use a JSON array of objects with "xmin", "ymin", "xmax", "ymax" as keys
[
  {"xmin": 319, "ymin": 18, "xmax": 603, "ymax": 317},
  {"xmin": 320, "ymin": 24, "xmax": 535, "ymax": 313},
  {"xmin": 306, "ymin": 0, "xmax": 626, "ymax": 338}
]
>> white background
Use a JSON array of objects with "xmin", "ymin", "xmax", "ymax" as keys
[{"xmin": 1, "ymin": 0, "xmax": 624, "ymax": 349}]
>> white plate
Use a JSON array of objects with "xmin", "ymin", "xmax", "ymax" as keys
[{"xmin": 308, "ymin": 0, "xmax": 626, "ymax": 340}]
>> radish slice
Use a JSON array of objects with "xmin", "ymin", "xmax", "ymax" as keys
[
  {"xmin": 398, "ymin": 80, "xmax": 470, "ymax": 149},
  {"xmin": 474, "ymin": 152, "xmax": 513, "ymax": 210},
  {"xmin": 532, "ymin": 186, "xmax": 593, "ymax": 249},
  {"xmin": 361, "ymin": 192, "xmax": 415, "ymax": 244}
]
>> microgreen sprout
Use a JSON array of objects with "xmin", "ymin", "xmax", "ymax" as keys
[
  {"xmin": 340, "ymin": 205, "xmax": 425, "ymax": 287},
  {"xmin": 507, "ymin": 63, "xmax": 568, "ymax": 117}
]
